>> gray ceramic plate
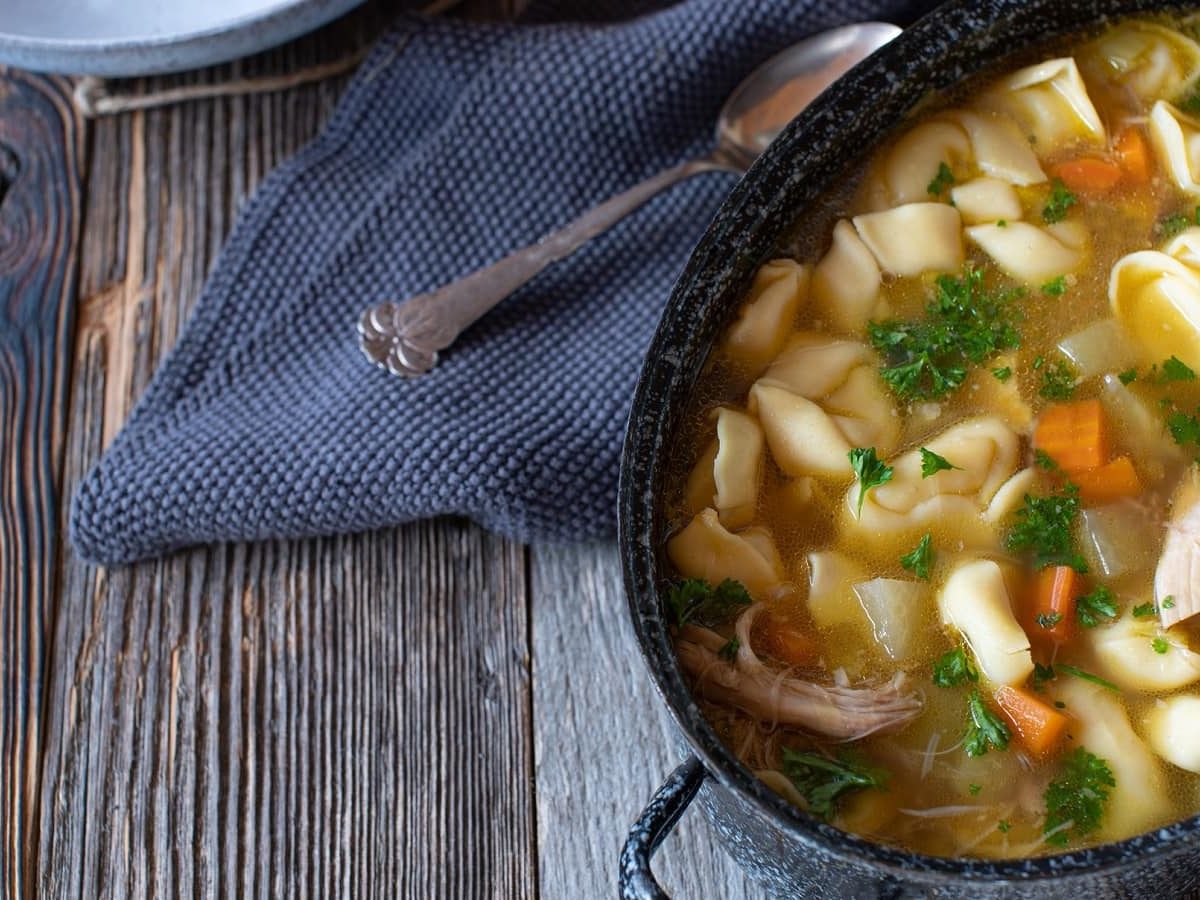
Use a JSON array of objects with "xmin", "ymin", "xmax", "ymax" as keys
[{"xmin": 0, "ymin": 0, "xmax": 365, "ymax": 76}]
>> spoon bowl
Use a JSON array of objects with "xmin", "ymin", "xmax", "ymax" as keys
[{"xmin": 358, "ymin": 22, "xmax": 901, "ymax": 377}]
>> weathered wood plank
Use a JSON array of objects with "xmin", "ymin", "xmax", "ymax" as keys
[
  {"xmin": 530, "ymin": 542, "xmax": 767, "ymax": 899},
  {"xmin": 36, "ymin": 14, "xmax": 537, "ymax": 897},
  {"xmin": 0, "ymin": 71, "xmax": 82, "ymax": 900}
]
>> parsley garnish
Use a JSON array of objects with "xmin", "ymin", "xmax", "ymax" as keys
[
  {"xmin": 1034, "ymin": 449, "xmax": 1060, "ymax": 471},
  {"xmin": 1117, "ymin": 367, "xmax": 1137, "ymax": 385},
  {"xmin": 867, "ymin": 267, "xmax": 1022, "ymax": 401},
  {"xmin": 927, "ymin": 161, "xmax": 955, "ymax": 197},
  {"xmin": 932, "ymin": 646, "xmax": 978, "ymax": 687},
  {"xmin": 964, "ymin": 690, "xmax": 1011, "ymax": 757},
  {"xmin": 1076, "ymin": 585, "xmax": 1118, "ymax": 628},
  {"xmin": 1043, "ymin": 748, "xmax": 1115, "ymax": 846},
  {"xmin": 1163, "ymin": 595, "xmax": 1176, "ymax": 609},
  {"xmin": 1033, "ymin": 662, "xmax": 1056, "ymax": 690},
  {"xmin": 1037, "ymin": 612, "xmax": 1063, "ymax": 629},
  {"xmin": 997, "ymin": 820, "xmax": 1012, "ymax": 834},
  {"xmin": 1041, "ymin": 275, "xmax": 1067, "ymax": 297},
  {"xmin": 666, "ymin": 578, "xmax": 752, "ymax": 627},
  {"xmin": 781, "ymin": 748, "xmax": 888, "ymax": 820},
  {"xmin": 849, "ymin": 447, "xmax": 893, "ymax": 516},
  {"xmin": 1006, "ymin": 485, "xmax": 1087, "ymax": 572},
  {"xmin": 1038, "ymin": 356, "xmax": 1077, "ymax": 401},
  {"xmin": 992, "ymin": 366, "xmax": 1012, "ymax": 382},
  {"xmin": 718, "ymin": 635, "xmax": 741, "ymax": 662},
  {"xmin": 968, "ymin": 783, "xmax": 982, "ymax": 796},
  {"xmin": 1042, "ymin": 178, "xmax": 1077, "ymax": 224},
  {"xmin": 1133, "ymin": 601, "xmax": 1157, "ymax": 618},
  {"xmin": 900, "ymin": 533, "xmax": 934, "ymax": 580},
  {"xmin": 1168, "ymin": 409, "xmax": 1200, "ymax": 448},
  {"xmin": 1158, "ymin": 212, "xmax": 1193, "ymax": 239},
  {"xmin": 1056, "ymin": 663, "xmax": 1120, "ymax": 693},
  {"xmin": 1152, "ymin": 636, "xmax": 1170, "ymax": 655},
  {"xmin": 1160, "ymin": 355, "xmax": 1197, "ymax": 383},
  {"xmin": 920, "ymin": 448, "xmax": 959, "ymax": 477}
]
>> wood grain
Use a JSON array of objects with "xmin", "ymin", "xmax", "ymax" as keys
[
  {"xmin": 0, "ymin": 71, "xmax": 82, "ymax": 900},
  {"xmin": 530, "ymin": 543, "xmax": 766, "ymax": 899}
]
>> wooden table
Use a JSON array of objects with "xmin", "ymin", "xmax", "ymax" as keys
[{"xmin": 0, "ymin": 3, "xmax": 768, "ymax": 897}]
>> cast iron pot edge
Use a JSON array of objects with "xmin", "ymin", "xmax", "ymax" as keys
[{"xmin": 618, "ymin": 0, "xmax": 1200, "ymax": 890}]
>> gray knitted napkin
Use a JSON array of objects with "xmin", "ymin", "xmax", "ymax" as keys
[{"xmin": 70, "ymin": 0, "xmax": 940, "ymax": 565}]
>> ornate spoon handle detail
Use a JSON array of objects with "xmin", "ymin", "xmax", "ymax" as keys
[{"xmin": 358, "ymin": 156, "xmax": 734, "ymax": 376}]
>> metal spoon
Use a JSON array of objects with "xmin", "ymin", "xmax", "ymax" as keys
[{"xmin": 358, "ymin": 22, "xmax": 901, "ymax": 377}]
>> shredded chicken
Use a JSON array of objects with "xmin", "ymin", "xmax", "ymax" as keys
[
  {"xmin": 676, "ymin": 605, "xmax": 922, "ymax": 741},
  {"xmin": 1155, "ymin": 471, "xmax": 1200, "ymax": 629}
]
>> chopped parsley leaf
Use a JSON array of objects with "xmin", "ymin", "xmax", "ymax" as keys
[
  {"xmin": 1034, "ymin": 449, "xmax": 1060, "ymax": 471},
  {"xmin": 666, "ymin": 578, "xmax": 752, "ymax": 627},
  {"xmin": 900, "ymin": 533, "xmax": 935, "ymax": 580},
  {"xmin": 968, "ymin": 783, "xmax": 982, "ymax": 796},
  {"xmin": 718, "ymin": 635, "xmax": 740, "ymax": 662},
  {"xmin": 1158, "ymin": 212, "xmax": 1193, "ymax": 239},
  {"xmin": 997, "ymin": 820, "xmax": 1012, "ymax": 834},
  {"xmin": 1043, "ymin": 748, "xmax": 1115, "ymax": 846},
  {"xmin": 1057, "ymin": 663, "xmax": 1120, "ymax": 693},
  {"xmin": 1117, "ymin": 367, "xmax": 1138, "ymax": 385},
  {"xmin": 849, "ymin": 447, "xmax": 893, "ymax": 516},
  {"xmin": 1041, "ymin": 275, "xmax": 1067, "ymax": 297},
  {"xmin": 1153, "ymin": 637, "xmax": 1170, "ymax": 655},
  {"xmin": 919, "ymin": 448, "xmax": 959, "ymax": 477},
  {"xmin": 1006, "ymin": 484, "xmax": 1087, "ymax": 572},
  {"xmin": 867, "ymin": 267, "xmax": 1022, "ymax": 401},
  {"xmin": 997, "ymin": 219, "xmax": 1008, "ymax": 227},
  {"xmin": 1042, "ymin": 178, "xmax": 1077, "ymax": 224},
  {"xmin": 1038, "ymin": 356, "xmax": 1077, "ymax": 401},
  {"xmin": 1132, "ymin": 601, "xmax": 1157, "ymax": 618},
  {"xmin": 1163, "ymin": 595, "xmax": 1176, "ymax": 609},
  {"xmin": 964, "ymin": 690, "xmax": 1011, "ymax": 757},
  {"xmin": 927, "ymin": 161, "xmax": 955, "ymax": 197},
  {"xmin": 1054, "ymin": 700, "xmax": 1067, "ymax": 709},
  {"xmin": 1168, "ymin": 410, "xmax": 1200, "ymax": 448},
  {"xmin": 781, "ymin": 748, "xmax": 888, "ymax": 820},
  {"xmin": 1037, "ymin": 612, "xmax": 1063, "ymax": 629},
  {"xmin": 932, "ymin": 646, "xmax": 978, "ymax": 688},
  {"xmin": 1076, "ymin": 585, "xmax": 1118, "ymax": 628},
  {"xmin": 1033, "ymin": 662, "xmax": 1056, "ymax": 690},
  {"xmin": 992, "ymin": 366, "xmax": 1012, "ymax": 382},
  {"xmin": 1160, "ymin": 355, "xmax": 1197, "ymax": 383}
]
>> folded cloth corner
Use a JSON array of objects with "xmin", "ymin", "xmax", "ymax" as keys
[{"xmin": 70, "ymin": 0, "xmax": 941, "ymax": 565}]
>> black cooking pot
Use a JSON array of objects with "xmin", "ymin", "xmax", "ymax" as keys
[{"xmin": 617, "ymin": 0, "xmax": 1200, "ymax": 896}]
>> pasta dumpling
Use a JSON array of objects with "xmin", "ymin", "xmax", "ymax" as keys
[
  {"xmin": 1144, "ymin": 695, "xmax": 1200, "ymax": 773},
  {"xmin": 1149, "ymin": 100, "xmax": 1200, "ymax": 196},
  {"xmin": 722, "ymin": 259, "xmax": 809, "ymax": 376},
  {"xmin": 1110, "ymin": 226, "xmax": 1200, "ymax": 369},
  {"xmin": 1083, "ymin": 21, "xmax": 1200, "ymax": 101},
  {"xmin": 846, "ymin": 417, "xmax": 1021, "ymax": 534},
  {"xmin": 873, "ymin": 119, "xmax": 972, "ymax": 206},
  {"xmin": 952, "ymin": 110, "xmax": 1047, "ymax": 186},
  {"xmin": 711, "ymin": 407, "xmax": 764, "ymax": 529},
  {"xmin": 667, "ymin": 508, "xmax": 784, "ymax": 601},
  {"xmin": 980, "ymin": 57, "xmax": 1106, "ymax": 150},
  {"xmin": 1087, "ymin": 609, "xmax": 1200, "ymax": 691},
  {"xmin": 750, "ymin": 334, "xmax": 899, "ymax": 479},
  {"xmin": 966, "ymin": 220, "xmax": 1086, "ymax": 284},
  {"xmin": 852, "ymin": 203, "xmax": 963, "ymax": 277},
  {"xmin": 949, "ymin": 177, "xmax": 1023, "ymax": 225},
  {"xmin": 811, "ymin": 220, "xmax": 883, "ymax": 331},
  {"xmin": 938, "ymin": 558, "xmax": 1033, "ymax": 686}
]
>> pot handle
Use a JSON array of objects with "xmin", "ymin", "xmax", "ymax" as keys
[{"xmin": 619, "ymin": 755, "xmax": 709, "ymax": 899}]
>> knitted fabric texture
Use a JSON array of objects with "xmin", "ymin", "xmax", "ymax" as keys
[{"xmin": 71, "ymin": 0, "xmax": 940, "ymax": 565}]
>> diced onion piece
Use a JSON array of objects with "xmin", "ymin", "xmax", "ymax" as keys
[
  {"xmin": 852, "ymin": 203, "xmax": 963, "ymax": 277},
  {"xmin": 667, "ymin": 508, "xmax": 784, "ymax": 600},
  {"xmin": 1100, "ymin": 374, "xmax": 1184, "ymax": 483},
  {"xmin": 966, "ymin": 220, "xmax": 1085, "ymax": 284},
  {"xmin": 812, "ymin": 220, "xmax": 883, "ymax": 332},
  {"xmin": 1078, "ymin": 502, "xmax": 1159, "ymax": 579},
  {"xmin": 807, "ymin": 550, "xmax": 868, "ymax": 630},
  {"xmin": 852, "ymin": 578, "xmax": 928, "ymax": 661},
  {"xmin": 712, "ymin": 407, "xmax": 764, "ymax": 530},
  {"xmin": 938, "ymin": 559, "xmax": 1033, "ymax": 686},
  {"xmin": 1056, "ymin": 318, "xmax": 1139, "ymax": 380},
  {"xmin": 1088, "ymin": 609, "xmax": 1200, "ymax": 691},
  {"xmin": 1149, "ymin": 100, "xmax": 1200, "ymax": 196},
  {"xmin": 1048, "ymin": 678, "xmax": 1169, "ymax": 841},
  {"xmin": 1144, "ymin": 696, "xmax": 1200, "ymax": 773},
  {"xmin": 950, "ymin": 177, "xmax": 1023, "ymax": 225},
  {"xmin": 721, "ymin": 259, "xmax": 809, "ymax": 376}
]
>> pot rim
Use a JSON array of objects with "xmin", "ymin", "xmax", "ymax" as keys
[{"xmin": 619, "ymin": 0, "xmax": 1200, "ymax": 882}]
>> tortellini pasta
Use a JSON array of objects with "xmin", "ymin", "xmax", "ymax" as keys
[
  {"xmin": 710, "ymin": 407, "xmax": 764, "ymax": 529},
  {"xmin": 806, "ymin": 549, "xmax": 868, "ymax": 630},
  {"xmin": 951, "ymin": 110, "xmax": 1047, "ymax": 186},
  {"xmin": 811, "ymin": 220, "xmax": 883, "ymax": 331},
  {"xmin": 873, "ymin": 119, "xmax": 972, "ymax": 205},
  {"xmin": 1110, "ymin": 226, "xmax": 1200, "ymax": 369},
  {"xmin": 1087, "ymin": 609, "xmax": 1200, "ymax": 691},
  {"xmin": 1144, "ymin": 695, "xmax": 1200, "ymax": 773},
  {"xmin": 749, "ymin": 334, "xmax": 899, "ymax": 479},
  {"xmin": 667, "ymin": 508, "xmax": 784, "ymax": 601},
  {"xmin": 852, "ymin": 203, "xmax": 963, "ymax": 277},
  {"xmin": 846, "ymin": 417, "xmax": 1021, "ymax": 534},
  {"xmin": 938, "ymin": 558, "xmax": 1033, "ymax": 686},
  {"xmin": 1149, "ymin": 100, "xmax": 1200, "ymax": 196},
  {"xmin": 966, "ymin": 220, "xmax": 1086, "ymax": 284},
  {"xmin": 949, "ymin": 177, "xmax": 1023, "ymax": 225},
  {"xmin": 721, "ymin": 259, "xmax": 809, "ymax": 375},
  {"xmin": 980, "ymin": 57, "xmax": 1106, "ymax": 150},
  {"xmin": 1083, "ymin": 21, "xmax": 1200, "ymax": 101}
]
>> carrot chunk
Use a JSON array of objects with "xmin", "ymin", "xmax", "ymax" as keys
[
  {"xmin": 758, "ymin": 617, "xmax": 821, "ymax": 667},
  {"xmin": 1027, "ymin": 565, "xmax": 1080, "ymax": 647},
  {"xmin": 1051, "ymin": 157, "xmax": 1124, "ymax": 193},
  {"xmin": 993, "ymin": 685, "xmax": 1070, "ymax": 758},
  {"xmin": 1033, "ymin": 399, "xmax": 1111, "ymax": 475},
  {"xmin": 1072, "ymin": 455, "xmax": 1142, "ymax": 505},
  {"xmin": 1114, "ymin": 126, "xmax": 1152, "ymax": 183}
]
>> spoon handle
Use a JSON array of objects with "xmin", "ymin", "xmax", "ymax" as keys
[{"xmin": 358, "ymin": 155, "xmax": 734, "ymax": 376}]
